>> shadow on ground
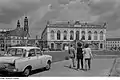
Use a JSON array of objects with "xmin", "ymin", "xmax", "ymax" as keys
[{"xmin": 0, "ymin": 68, "xmax": 48, "ymax": 77}]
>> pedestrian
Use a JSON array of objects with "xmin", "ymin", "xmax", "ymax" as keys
[
  {"xmin": 68, "ymin": 44, "xmax": 76, "ymax": 68},
  {"xmin": 76, "ymin": 42, "xmax": 84, "ymax": 70},
  {"xmin": 83, "ymin": 44, "xmax": 93, "ymax": 71},
  {"xmin": 65, "ymin": 45, "xmax": 69, "ymax": 51}
]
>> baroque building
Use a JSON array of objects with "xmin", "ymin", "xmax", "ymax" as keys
[
  {"xmin": 41, "ymin": 21, "xmax": 106, "ymax": 50},
  {"xmin": 1, "ymin": 17, "xmax": 30, "ymax": 51}
]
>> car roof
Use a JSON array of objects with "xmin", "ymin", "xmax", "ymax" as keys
[{"xmin": 9, "ymin": 46, "xmax": 40, "ymax": 51}]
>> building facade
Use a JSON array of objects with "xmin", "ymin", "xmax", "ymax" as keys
[
  {"xmin": 0, "ymin": 29, "xmax": 10, "ymax": 51},
  {"xmin": 6, "ymin": 17, "xmax": 30, "ymax": 47},
  {"xmin": 41, "ymin": 21, "xmax": 107, "ymax": 50},
  {"xmin": 106, "ymin": 38, "xmax": 120, "ymax": 50},
  {"xmin": 0, "ymin": 17, "xmax": 30, "ymax": 51}
]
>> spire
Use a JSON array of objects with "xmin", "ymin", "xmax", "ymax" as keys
[
  {"xmin": 24, "ymin": 16, "xmax": 29, "ymax": 32},
  {"xmin": 17, "ymin": 20, "xmax": 20, "ymax": 28}
]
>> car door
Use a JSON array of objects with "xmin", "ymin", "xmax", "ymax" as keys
[
  {"xmin": 27, "ymin": 49, "xmax": 39, "ymax": 70},
  {"xmin": 35, "ymin": 49, "xmax": 45, "ymax": 68}
]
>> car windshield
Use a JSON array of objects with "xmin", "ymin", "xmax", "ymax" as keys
[{"xmin": 6, "ymin": 48, "xmax": 26, "ymax": 57}]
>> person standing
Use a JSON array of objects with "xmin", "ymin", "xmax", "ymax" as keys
[
  {"xmin": 76, "ymin": 42, "xmax": 84, "ymax": 70},
  {"xmin": 68, "ymin": 44, "xmax": 76, "ymax": 68},
  {"xmin": 83, "ymin": 44, "xmax": 93, "ymax": 71}
]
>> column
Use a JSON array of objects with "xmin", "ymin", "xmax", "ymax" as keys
[
  {"xmin": 61, "ymin": 31, "xmax": 63, "ymax": 41},
  {"xmin": 98, "ymin": 33, "xmax": 100, "ymax": 41},
  {"xmin": 54, "ymin": 30, "xmax": 57, "ymax": 41},
  {"xmin": 68, "ymin": 29, "xmax": 70, "ymax": 41},
  {"xmin": 79, "ymin": 29, "xmax": 81, "ymax": 40},
  {"xmin": 91, "ymin": 31, "xmax": 94, "ymax": 41},
  {"xmin": 74, "ymin": 29, "xmax": 76, "ymax": 40},
  {"xmin": 85, "ymin": 29, "xmax": 88, "ymax": 41}
]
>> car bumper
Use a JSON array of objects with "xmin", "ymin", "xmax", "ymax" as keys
[{"xmin": 0, "ymin": 68, "xmax": 18, "ymax": 73}]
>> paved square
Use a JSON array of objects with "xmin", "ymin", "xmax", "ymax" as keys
[{"xmin": 30, "ymin": 59, "xmax": 114, "ymax": 77}]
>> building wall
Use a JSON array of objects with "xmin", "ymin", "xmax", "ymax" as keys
[
  {"xmin": 46, "ymin": 27, "xmax": 106, "ymax": 50},
  {"xmin": 106, "ymin": 39, "xmax": 120, "ymax": 50}
]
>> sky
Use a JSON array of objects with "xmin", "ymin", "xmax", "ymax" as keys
[{"xmin": 0, "ymin": 0, "xmax": 120, "ymax": 38}]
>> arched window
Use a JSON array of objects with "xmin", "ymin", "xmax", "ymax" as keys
[
  {"xmin": 51, "ymin": 30, "xmax": 54, "ymax": 40},
  {"xmin": 88, "ymin": 31, "xmax": 92, "ymax": 40},
  {"xmin": 51, "ymin": 43, "xmax": 54, "ymax": 49},
  {"xmin": 63, "ymin": 31, "xmax": 67, "ymax": 40},
  {"xmin": 70, "ymin": 30, "xmax": 74, "ymax": 40},
  {"xmin": 100, "ymin": 31, "xmax": 104, "ymax": 40},
  {"xmin": 76, "ymin": 31, "xmax": 79, "ymax": 40},
  {"xmin": 57, "ymin": 30, "xmax": 61, "ymax": 40},
  {"xmin": 100, "ymin": 43, "xmax": 103, "ymax": 49},
  {"xmin": 94, "ymin": 31, "xmax": 98, "ymax": 40},
  {"xmin": 81, "ymin": 31, "xmax": 85, "ymax": 40}
]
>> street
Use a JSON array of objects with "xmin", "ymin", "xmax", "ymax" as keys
[{"xmin": 30, "ymin": 59, "xmax": 114, "ymax": 77}]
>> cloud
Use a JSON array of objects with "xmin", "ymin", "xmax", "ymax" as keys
[
  {"xmin": 0, "ymin": 0, "xmax": 40, "ymax": 24},
  {"xmin": 107, "ymin": 29, "xmax": 120, "ymax": 38},
  {"xmin": 1, "ymin": 0, "xmax": 120, "ymax": 38}
]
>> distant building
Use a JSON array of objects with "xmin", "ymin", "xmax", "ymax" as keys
[
  {"xmin": 0, "ymin": 17, "xmax": 30, "ymax": 51},
  {"xmin": 106, "ymin": 38, "xmax": 120, "ymax": 50},
  {"xmin": 41, "ymin": 21, "xmax": 106, "ymax": 50},
  {"xmin": 0, "ymin": 30, "xmax": 10, "ymax": 51}
]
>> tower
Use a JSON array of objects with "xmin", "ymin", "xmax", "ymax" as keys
[
  {"xmin": 24, "ymin": 16, "xmax": 29, "ymax": 33},
  {"xmin": 17, "ymin": 20, "xmax": 20, "ymax": 28}
]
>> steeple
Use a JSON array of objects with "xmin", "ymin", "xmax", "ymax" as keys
[
  {"xmin": 17, "ymin": 20, "xmax": 20, "ymax": 28},
  {"xmin": 24, "ymin": 16, "xmax": 29, "ymax": 33}
]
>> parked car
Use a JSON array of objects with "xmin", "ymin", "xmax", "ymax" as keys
[
  {"xmin": 42, "ymin": 48, "xmax": 49, "ymax": 51},
  {"xmin": 0, "ymin": 46, "xmax": 52, "ymax": 76}
]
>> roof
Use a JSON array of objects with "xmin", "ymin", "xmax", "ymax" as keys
[
  {"xmin": 9, "ymin": 46, "xmax": 40, "ymax": 51},
  {"xmin": 106, "ymin": 38, "xmax": 120, "ymax": 41},
  {"xmin": 6, "ymin": 27, "xmax": 29, "ymax": 37},
  {"xmin": 47, "ymin": 21, "xmax": 106, "ymax": 28}
]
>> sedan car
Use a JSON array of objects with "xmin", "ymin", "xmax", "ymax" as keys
[{"xmin": 0, "ymin": 46, "xmax": 52, "ymax": 76}]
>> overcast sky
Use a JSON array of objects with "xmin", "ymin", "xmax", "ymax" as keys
[{"xmin": 0, "ymin": 0, "xmax": 120, "ymax": 38}]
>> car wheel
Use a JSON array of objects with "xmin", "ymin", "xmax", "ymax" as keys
[
  {"xmin": 45, "ymin": 61, "xmax": 51, "ymax": 70},
  {"xmin": 23, "ymin": 68, "xmax": 31, "ymax": 77}
]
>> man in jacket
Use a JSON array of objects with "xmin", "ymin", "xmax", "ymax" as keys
[
  {"xmin": 69, "ymin": 44, "xmax": 76, "ymax": 68},
  {"xmin": 76, "ymin": 42, "xmax": 84, "ymax": 70}
]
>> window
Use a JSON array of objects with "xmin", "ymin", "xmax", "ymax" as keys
[
  {"xmin": 7, "ymin": 48, "xmax": 26, "ymax": 57},
  {"xmin": 88, "ymin": 31, "xmax": 92, "ymax": 40},
  {"xmin": 57, "ymin": 30, "xmax": 61, "ymax": 40},
  {"xmin": 81, "ymin": 31, "xmax": 85, "ymax": 40},
  {"xmin": 63, "ymin": 31, "xmax": 67, "ymax": 40},
  {"xmin": 36, "ymin": 49, "xmax": 42, "ymax": 56},
  {"xmin": 76, "ymin": 31, "xmax": 79, "ymax": 40},
  {"xmin": 51, "ymin": 43, "xmax": 54, "ymax": 49},
  {"xmin": 94, "ymin": 31, "xmax": 98, "ymax": 40},
  {"xmin": 17, "ymin": 41, "xmax": 19, "ymax": 43},
  {"xmin": 100, "ymin": 31, "xmax": 103, "ymax": 40},
  {"xmin": 70, "ymin": 31, "xmax": 74, "ymax": 40},
  {"xmin": 28, "ymin": 49, "xmax": 36, "ymax": 57},
  {"xmin": 13, "ymin": 40, "xmax": 15, "ymax": 43},
  {"xmin": 51, "ymin": 30, "xmax": 54, "ymax": 40},
  {"xmin": 100, "ymin": 43, "xmax": 103, "ymax": 49}
]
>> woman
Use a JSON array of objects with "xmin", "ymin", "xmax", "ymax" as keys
[
  {"xmin": 83, "ymin": 44, "xmax": 93, "ymax": 71},
  {"xmin": 76, "ymin": 42, "xmax": 84, "ymax": 70}
]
